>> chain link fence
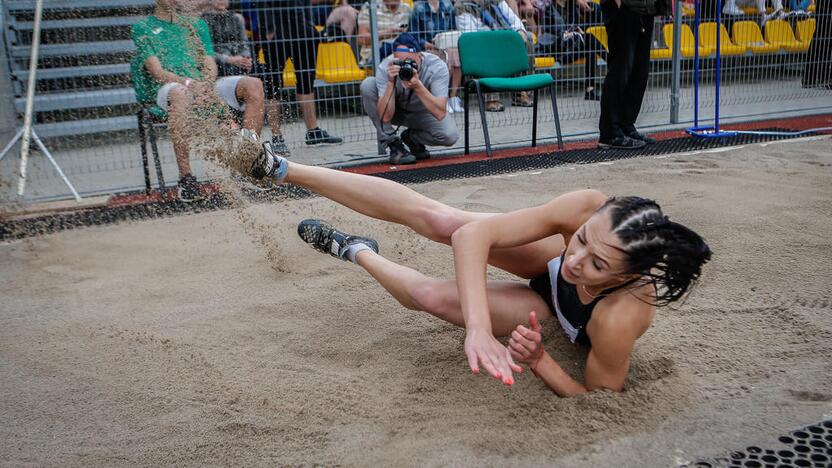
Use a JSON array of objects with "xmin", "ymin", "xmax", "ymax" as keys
[{"xmin": 1, "ymin": 0, "xmax": 830, "ymax": 202}]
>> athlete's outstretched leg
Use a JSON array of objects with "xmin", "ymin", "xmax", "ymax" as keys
[{"xmin": 297, "ymin": 218, "xmax": 552, "ymax": 335}]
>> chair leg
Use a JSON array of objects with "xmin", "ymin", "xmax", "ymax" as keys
[
  {"xmin": 147, "ymin": 120, "xmax": 165, "ymax": 190},
  {"xmin": 463, "ymin": 83, "xmax": 470, "ymax": 155},
  {"xmin": 474, "ymin": 81, "xmax": 492, "ymax": 157},
  {"xmin": 549, "ymin": 83, "xmax": 563, "ymax": 149},
  {"xmin": 137, "ymin": 111, "xmax": 151, "ymax": 195},
  {"xmin": 531, "ymin": 89, "xmax": 539, "ymax": 148}
]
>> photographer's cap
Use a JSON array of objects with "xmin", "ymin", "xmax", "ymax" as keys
[{"xmin": 393, "ymin": 33, "xmax": 421, "ymax": 53}]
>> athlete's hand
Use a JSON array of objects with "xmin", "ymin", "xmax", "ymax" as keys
[
  {"xmin": 508, "ymin": 311, "xmax": 544, "ymax": 367},
  {"xmin": 464, "ymin": 328, "xmax": 523, "ymax": 385}
]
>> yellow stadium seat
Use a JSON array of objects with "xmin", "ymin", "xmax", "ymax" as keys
[
  {"xmin": 808, "ymin": 3, "xmax": 815, "ymax": 12},
  {"xmin": 765, "ymin": 19, "xmax": 807, "ymax": 52},
  {"xmin": 796, "ymin": 18, "xmax": 816, "ymax": 44},
  {"xmin": 402, "ymin": 0, "xmax": 414, "ymax": 7},
  {"xmin": 534, "ymin": 56, "xmax": 556, "ymax": 68},
  {"xmin": 586, "ymin": 26, "xmax": 608, "ymax": 50},
  {"xmin": 662, "ymin": 24, "xmax": 713, "ymax": 58},
  {"xmin": 315, "ymin": 42, "xmax": 366, "ymax": 84},
  {"xmin": 699, "ymin": 22, "xmax": 747, "ymax": 56},
  {"xmin": 732, "ymin": 21, "xmax": 779, "ymax": 54},
  {"xmin": 651, "ymin": 47, "xmax": 672, "ymax": 60},
  {"xmin": 283, "ymin": 58, "xmax": 297, "ymax": 87}
]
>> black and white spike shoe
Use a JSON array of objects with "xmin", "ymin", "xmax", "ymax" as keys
[{"xmin": 297, "ymin": 219, "xmax": 379, "ymax": 261}]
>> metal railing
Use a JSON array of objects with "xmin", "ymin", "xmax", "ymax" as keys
[{"xmin": 0, "ymin": 0, "xmax": 830, "ymax": 203}]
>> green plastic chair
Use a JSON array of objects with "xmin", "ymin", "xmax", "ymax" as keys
[{"xmin": 458, "ymin": 30, "xmax": 563, "ymax": 156}]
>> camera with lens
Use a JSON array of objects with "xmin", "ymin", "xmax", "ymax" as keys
[{"xmin": 394, "ymin": 59, "xmax": 418, "ymax": 81}]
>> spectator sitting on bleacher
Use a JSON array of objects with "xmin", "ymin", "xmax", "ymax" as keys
[
  {"xmin": 453, "ymin": 0, "xmax": 535, "ymax": 111},
  {"xmin": 535, "ymin": 0, "xmax": 605, "ymax": 101},
  {"xmin": 787, "ymin": 0, "xmax": 813, "ymax": 16},
  {"xmin": 722, "ymin": 0, "xmax": 785, "ymax": 24},
  {"xmin": 409, "ymin": 0, "xmax": 465, "ymax": 113},
  {"xmin": 131, "ymin": 0, "xmax": 268, "ymax": 202},
  {"xmin": 314, "ymin": 0, "xmax": 362, "ymax": 37},
  {"xmin": 361, "ymin": 33, "xmax": 459, "ymax": 165},
  {"xmin": 202, "ymin": 0, "xmax": 289, "ymax": 155},
  {"xmin": 357, "ymin": 0, "xmax": 413, "ymax": 67}
]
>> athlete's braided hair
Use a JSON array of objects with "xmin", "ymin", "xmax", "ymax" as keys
[{"xmin": 601, "ymin": 196, "xmax": 712, "ymax": 306}]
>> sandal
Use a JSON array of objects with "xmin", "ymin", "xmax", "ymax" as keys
[
  {"xmin": 512, "ymin": 92, "xmax": 534, "ymax": 107},
  {"xmin": 485, "ymin": 100, "xmax": 505, "ymax": 112}
]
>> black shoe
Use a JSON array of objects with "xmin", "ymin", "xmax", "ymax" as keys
[
  {"xmin": 177, "ymin": 174, "xmax": 202, "ymax": 202},
  {"xmin": 297, "ymin": 219, "xmax": 379, "ymax": 261},
  {"xmin": 305, "ymin": 127, "xmax": 343, "ymax": 145},
  {"xmin": 388, "ymin": 139, "xmax": 417, "ymax": 165},
  {"xmin": 627, "ymin": 131, "xmax": 656, "ymax": 145},
  {"xmin": 597, "ymin": 136, "xmax": 647, "ymax": 150},
  {"xmin": 270, "ymin": 134, "xmax": 291, "ymax": 157},
  {"xmin": 584, "ymin": 88, "xmax": 601, "ymax": 101},
  {"xmin": 250, "ymin": 141, "xmax": 287, "ymax": 180},
  {"xmin": 401, "ymin": 129, "xmax": 430, "ymax": 160}
]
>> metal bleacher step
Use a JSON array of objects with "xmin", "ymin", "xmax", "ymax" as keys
[
  {"xmin": 6, "ymin": 0, "xmax": 154, "ymax": 12},
  {"xmin": 12, "ymin": 63, "xmax": 130, "ymax": 81},
  {"xmin": 9, "ymin": 39, "xmax": 134, "ymax": 58},
  {"xmin": 14, "ymin": 87, "xmax": 136, "ymax": 113},
  {"xmin": 12, "ymin": 15, "xmax": 145, "ymax": 31},
  {"xmin": 33, "ymin": 115, "xmax": 138, "ymax": 138}
]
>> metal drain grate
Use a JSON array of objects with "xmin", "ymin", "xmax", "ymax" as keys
[
  {"xmin": 681, "ymin": 419, "xmax": 832, "ymax": 468},
  {"xmin": 0, "ymin": 129, "xmax": 815, "ymax": 241}
]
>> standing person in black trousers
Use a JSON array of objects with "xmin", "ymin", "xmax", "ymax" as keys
[
  {"xmin": 245, "ymin": 0, "xmax": 343, "ymax": 146},
  {"xmin": 597, "ymin": 0, "xmax": 669, "ymax": 149}
]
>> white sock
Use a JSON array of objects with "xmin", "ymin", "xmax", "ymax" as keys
[{"xmin": 344, "ymin": 243, "xmax": 373, "ymax": 263}]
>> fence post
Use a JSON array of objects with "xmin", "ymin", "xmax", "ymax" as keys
[
  {"xmin": 369, "ymin": 0, "xmax": 385, "ymax": 155},
  {"xmin": 0, "ymin": 6, "xmax": 17, "ymax": 144},
  {"xmin": 670, "ymin": 0, "xmax": 682, "ymax": 124}
]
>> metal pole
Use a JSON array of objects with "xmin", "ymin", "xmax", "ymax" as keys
[
  {"xmin": 714, "ymin": 0, "xmax": 722, "ymax": 132},
  {"xmin": 369, "ymin": 0, "xmax": 385, "ymax": 155},
  {"xmin": 17, "ymin": 0, "xmax": 43, "ymax": 196},
  {"xmin": 670, "ymin": 0, "xmax": 682, "ymax": 123},
  {"xmin": 692, "ymin": 0, "xmax": 700, "ymax": 128}
]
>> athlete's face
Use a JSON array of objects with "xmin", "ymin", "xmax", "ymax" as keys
[{"xmin": 561, "ymin": 209, "xmax": 635, "ymax": 288}]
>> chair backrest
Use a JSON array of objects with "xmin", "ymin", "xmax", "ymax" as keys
[
  {"xmin": 796, "ymin": 18, "xmax": 816, "ymax": 43},
  {"xmin": 458, "ymin": 30, "xmax": 529, "ymax": 78},
  {"xmin": 663, "ymin": 24, "xmax": 697, "ymax": 49},
  {"xmin": 765, "ymin": 19, "xmax": 798, "ymax": 45},
  {"xmin": 699, "ymin": 23, "xmax": 736, "ymax": 47},
  {"xmin": 732, "ymin": 21, "xmax": 765, "ymax": 45},
  {"xmin": 586, "ymin": 26, "xmax": 608, "ymax": 50}
]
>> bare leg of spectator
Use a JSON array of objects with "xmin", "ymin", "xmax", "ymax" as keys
[
  {"xmin": 167, "ymin": 86, "xmax": 193, "ymax": 178},
  {"xmin": 298, "ymin": 93, "xmax": 319, "ymax": 130},
  {"xmin": 327, "ymin": 4, "xmax": 358, "ymax": 36},
  {"xmin": 236, "ymin": 77, "xmax": 265, "ymax": 135}
]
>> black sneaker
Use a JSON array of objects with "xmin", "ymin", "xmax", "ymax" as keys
[
  {"xmin": 584, "ymin": 88, "xmax": 601, "ymax": 101},
  {"xmin": 597, "ymin": 136, "xmax": 647, "ymax": 150},
  {"xmin": 177, "ymin": 174, "xmax": 202, "ymax": 202},
  {"xmin": 297, "ymin": 219, "xmax": 379, "ymax": 261},
  {"xmin": 250, "ymin": 141, "xmax": 287, "ymax": 181},
  {"xmin": 627, "ymin": 131, "xmax": 656, "ymax": 145},
  {"xmin": 305, "ymin": 127, "xmax": 343, "ymax": 145},
  {"xmin": 388, "ymin": 139, "xmax": 417, "ymax": 165},
  {"xmin": 270, "ymin": 134, "xmax": 291, "ymax": 157},
  {"xmin": 401, "ymin": 129, "xmax": 430, "ymax": 160}
]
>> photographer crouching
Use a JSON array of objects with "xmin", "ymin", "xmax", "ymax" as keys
[{"xmin": 361, "ymin": 33, "xmax": 459, "ymax": 165}]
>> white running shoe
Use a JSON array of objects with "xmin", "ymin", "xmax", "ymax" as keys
[
  {"xmin": 448, "ymin": 96, "xmax": 464, "ymax": 113},
  {"xmin": 722, "ymin": 1, "xmax": 744, "ymax": 16}
]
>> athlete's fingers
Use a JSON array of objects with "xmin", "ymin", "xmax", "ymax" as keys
[
  {"xmin": 529, "ymin": 310, "xmax": 542, "ymax": 332},
  {"xmin": 506, "ymin": 349, "xmax": 523, "ymax": 374},
  {"xmin": 492, "ymin": 353, "xmax": 514, "ymax": 385},
  {"xmin": 479, "ymin": 354, "xmax": 501, "ymax": 380},
  {"xmin": 509, "ymin": 347, "xmax": 525, "ymax": 362},
  {"xmin": 466, "ymin": 350, "xmax": 479, "ymax": 374},
  {"xmin": 509, "ymin": 340, "xmax": 531, "ymax": 358},
  {"xmin": 512, "ymin": 330, "xmax": 535, "ymax": 350}
]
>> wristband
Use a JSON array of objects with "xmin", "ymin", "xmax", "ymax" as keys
[{"xmin": 529, "ymin": 348, "xmax": 545, "ymax": 377}]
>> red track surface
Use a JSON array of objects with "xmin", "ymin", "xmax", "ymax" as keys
[{"xmin": 110, "ymin": 113, "xmax": 832, "ymax": 208}]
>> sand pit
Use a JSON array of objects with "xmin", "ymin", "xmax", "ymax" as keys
[{"xmin": 1, "ymin": 137, "xmax": 831, "ymax": 466}]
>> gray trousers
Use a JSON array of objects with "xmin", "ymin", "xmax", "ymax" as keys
[{"xmin": 361, "ymin": 77, "xmax": 459, "ymax": 149}]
